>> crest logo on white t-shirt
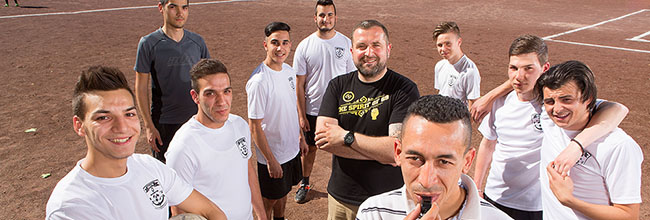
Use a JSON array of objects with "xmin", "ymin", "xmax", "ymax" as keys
[
  {"xmin": 531, "ymin": 113, "xmax": 542, "ymax": 131},
  {"xmin": 335, "ymin": 47, "xmax": 345, "ymax": 59},
  {"xmin": 236, "ymin": 137, "xmax": 248, "ymax": 158},
  {"xmin": 576, "ymin": 151, "xmax": 592, "ymax": 165},
  {"xmin": 447, "ymin": 75, "xmax": 458, "ymax": 87},
  {"xmin": 143, "ymin": 179, "xmax": 167, "ymax": 209},
  {"xmin": 288, "ymin": 76, "xmax": 295, "ymax": 90}
]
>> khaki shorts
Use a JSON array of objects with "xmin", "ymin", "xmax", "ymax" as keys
[{"xmin": 327, "ymin": 194, "xmax": 360, "ymax": 220}]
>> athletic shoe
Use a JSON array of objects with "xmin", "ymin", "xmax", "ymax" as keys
[
  {"xmin": 4, "ymin": 4, "xmax": 8, "ymax": 7},
  {"xmin": 15, "ymin": 3, "xmax": 19, "ymax": 7},
  {"xmin": 294, "ymin": 184, "xmax": 310, "ymax": 204}
]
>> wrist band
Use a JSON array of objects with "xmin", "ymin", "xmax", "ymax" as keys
[{"xmin": 571, "ymin": 138, "xmax": 585, "ymax": 153}]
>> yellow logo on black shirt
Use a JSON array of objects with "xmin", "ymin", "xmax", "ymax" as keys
[
  {"xmin": 338, "ymin": 93, "xmax": 390, "ymax": 118},
  {"xmin": 343, "ymin": 91, "xmax": 354, "ymax": 102}
]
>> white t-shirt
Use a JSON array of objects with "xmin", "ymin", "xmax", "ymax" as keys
[
  {"xmin": 539, "ymin": 104, "xmax": 643, "ymax": 220},
  {"xmin": 434, "ymin": 55, "xmax": 481, "ymax": 105},
  {"xmin": 478, "ymin": 91, "xmax": 543, "ymax": 211},
  {"xmin": 293, "ymin": 31, "xmax": 357, "ymax": 116},
  {"xmin": 166, "ymin": 115, "xmax": 254, "ymax": 220},
  {"xmin": 246, "ymin": 62, "xmax": 301, "ymax": 165},
  {"xmin": 356, "ymin": 174, "xmax": 512, "ymax": 220},
  {"xmin": 46, "ymin": 154, "xmax": 193, "ymax": 220}
]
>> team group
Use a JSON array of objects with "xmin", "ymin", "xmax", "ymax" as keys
[{"xmin": 44, "ymin": 0, "xmax": 643, "ymax": 219}]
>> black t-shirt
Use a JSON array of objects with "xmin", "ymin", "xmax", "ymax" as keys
[{"xmin": 319, "ymin": 69, "xmax": 420, "ymax": 205}]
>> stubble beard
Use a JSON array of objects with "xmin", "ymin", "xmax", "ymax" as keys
[{"xmin": 356, "ymin": 57, "xmax": 386, "ymax": 78}]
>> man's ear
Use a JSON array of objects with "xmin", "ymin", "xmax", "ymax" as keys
[
  {"xmin": 158, "ymin": 2, "xmax": 164, "ymax": 13},
  {"xmin": 190, "ymin": 89, "xmax": 200, "ymax": 105},
  {"xmin": 394, "ymin": 139, "xmax": 402, "ymax": 166},
  {"xmin": 73, "ymin": 116, "xmax": 85, "ymax": 137},
  {"xmin": 457, "ymin": 37, "xmax": 462, "ymax": 47},
  {"xmin": 542, "ymin": 62, "xmax": 551, "ymax": 72},
  {"xmin": 462, "ymin": 148, "xmax": 476, "ymax": 174}
]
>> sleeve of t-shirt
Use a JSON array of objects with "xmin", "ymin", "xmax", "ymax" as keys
[
  {"xmin": 434, "ymin": 61, "xmax": 443, "ymax": 90},
  {"xmin": 465, "ymin": 67, "xmax": 481, "ymax": 100},
  {"xmin": 134, "ymin": 37, "xmax": 152, "ymax": 73},
  {"xmin": 293, "ymin": 42, "xmax": 307, "ymax": 76},
  {"xmin": 389, "ymin": 80, "xmax": 420, "ymax": 124},
  {"xmin": 238, "ymin": 117, "xmax": 253, "ymax": 160},
  {"xmin": 153, "ymin": 158, "xmax": 193, "ymax": 206},
  {"xmin": 197, "ymin": 35, "xmax": 210, "ymax": 59},
  {"xmin": 246, "ymin": 75, "xmax": 268, "ymax": 119},
  {"xmin": 166, "ymin": 140, "xmax": 198, "ymax": 186},
  {"xmin": 48, "ymin": 205, "xmax": 109, "ymax": 220},
  {"xmin": 318, "ymin": 76, "xmax": 341, "ymax": 118},
  {"xmin": 345, "ymin": 40, "xmax": 357, "ymax": 73},
  {"xmin": 602, "ymin": 138, "xmax": 643, "ymax": 204},
  {"xmin": 478, "ymin": 105, "xmax": 497, "ymax": 140}
]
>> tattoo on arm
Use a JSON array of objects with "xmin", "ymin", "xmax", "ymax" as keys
[{"xmin": 389, "ymin": 123, "xmax": 402, "ymax": 138}]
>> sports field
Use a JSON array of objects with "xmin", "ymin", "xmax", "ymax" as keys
[{"xmin": 1, "ymin": 0, "xmax": 648, "ymax": 219}]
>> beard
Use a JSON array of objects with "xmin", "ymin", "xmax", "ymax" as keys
[
  {"xmin": 318, "ymin": 23, "xmax": 334, "ymax": 33},
  {"xmin": 356, "ymin": 56, "xmax": 386, "ymax": 78}
]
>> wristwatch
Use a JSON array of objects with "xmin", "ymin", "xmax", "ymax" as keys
[{"xmin": 344, "ymin": 131, "xmax": 355, "ymax": 147}]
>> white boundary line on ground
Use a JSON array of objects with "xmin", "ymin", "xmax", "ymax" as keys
[
  {"xmin": 542, "ymin": 9, "xmax": 649, "ymax": 54},
  {"xmin": 0, "ymin": 0, "xmax": 255, "ymax": 19},
  {"xmin": 627, "ymin": 30, "xmax": 650, "ymax": 43}
]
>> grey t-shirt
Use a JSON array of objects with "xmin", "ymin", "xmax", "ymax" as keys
[{"xmin": 134, "ymin": 29, "xmax": 210, "ymax": 124}]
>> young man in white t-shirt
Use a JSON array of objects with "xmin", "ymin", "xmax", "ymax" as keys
[
  {"xmin": 246, "ymin": 22, "xmax": 308, "ymax": 220},
  {"xmin": 292, "ymin": 0, "xmax": 357, "ymax": 204},
  {"xmin": 166, "ymin": 59, "xmax": 266, "ymax": 220},
  {"xmin": 472, "ymin": 35, "xmax": 629, "ymax": 220},
  {"xmin": 536, "ymin": 60, "xmax": 642, "ymax": 220},
  {"xmin": 357, "ymin": 95, "xmax": 512, "ymax": 220},
  {"xmin": 433, "ymin": 21, "xmax": 480, "ymax": 108},
  {"xmin": 46, "ymin": 66, "xmax": 225, "ymax": 220}
]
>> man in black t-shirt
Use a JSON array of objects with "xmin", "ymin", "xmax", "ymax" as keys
[{"xmin": 315, "ymin": 19, "xmax": 420, "ymax": 219}]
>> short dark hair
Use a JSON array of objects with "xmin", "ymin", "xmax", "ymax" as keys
[
  {"xmin": 190, "ymin": 58, "xmax": 230, "ymax": 91},
  {"xmin": 264, "ymin": 22, "xmax": 291, "ymax": 37},
  {"xmin": 432, "ymin": 21, "xmax": 460, "ymax": 40},
  {"xmin": 351, "ymin": 19, "xmax": 389, "ymax": 44},
  {"xmin": 160, "ymin": 0, "xmax": 189, "ymax": 6},
  {"xmin": 403, "ymin": 95, "xmax": 472, "ymax": 152},
  {"xmin": 72, "ymin": 66, "xmax": 134, "ymax": 119},
  {"xmin": 315, "ymin": 0, "xmax": 336, "ymax": 15},
  {"xmin": 535, "ymin": 60, "xmax": 598, "ymax": 111},
  {"xmin": 509, "ymin": 34, "xmax": 548, "ymax": 65}
]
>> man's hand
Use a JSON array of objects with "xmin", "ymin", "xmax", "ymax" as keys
[
  {"xmin": 314, "ymin": 122, "xmax": 346, "ymax": 150},
  {"xmin": 404, "ymin": 203, "xmax": 441, "ymax": 220},
  {"xmin": 267, "ymin": 159, "xmax": 283, "ymax": 179},
  {"xmin": 469, "ymin": 96, "xmax": 491, "ymax": 123},
  {"xmin": 299, "ymin": 114, "xmax": 310, "ymax": 132},
  {"xmin": 145, "ymin": 124, "xmax": 163, "ymax": 152},
  {"xmin": 553, "ymin": 141, "xmax": 582, "ymax": 177},
  {"xmin": 547, "ymin": 161, "xmax": 576, "ymax": 206},
  {"xmin": 300, "ymin": 135, "xmax": 309, "ymax": 157}
]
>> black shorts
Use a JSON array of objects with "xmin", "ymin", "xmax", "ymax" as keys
[
  {"xmin": 484, "ymin": 194, "xmax": 542, "ymax": 220},
  {"xmin": 303, "ymin": 114, "xmax": 317, "ymax": 146},
  {"xmin": 257, "ymin": 153, "xmax": 303, "ymax": 200},
  {"xmin": 152, "ymin": 123, "xmax": 183, "ymax": 163}
]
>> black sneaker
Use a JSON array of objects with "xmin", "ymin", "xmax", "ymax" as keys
[{"xmin": 294, "ymin": 184, "xmax": 310, "ymax": 203}]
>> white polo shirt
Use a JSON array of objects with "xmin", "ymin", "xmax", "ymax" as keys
[{"xmin": 434, "ymin": 55, "xmax": 481, "ymax": 105}]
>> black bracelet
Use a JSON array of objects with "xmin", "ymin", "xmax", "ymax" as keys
[{"xmin": 571, "ymin": 138, "xmax": 585, "ymax": 153}]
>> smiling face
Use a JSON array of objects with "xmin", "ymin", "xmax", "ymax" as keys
[
  {"xmin": 73, "ymin": 89, "xmax": 140, "ymax": 162},
  {"xmin": 159, "ymin": 0, "xmax": 189, "ymax": 29},
  {"xmin": 191, "ymin": 73, "xmax": 232, "ymax": 129},
  {"xmin": 314, "ymin": 4, "xmax": 336, "ymax": 33},
  {"xmin": 542, "ymin": 80, "xmax": 592, "ymax": 131},
  {"xmin": 351, "ymin": 26, "xmax": 391, "ymax": 79},
  {"xmin": 264, "ymin": 30, "xmax": 291, "ymax": 66},
  {"xmin": 508, "ymin": 52, "xmax": 550, "ymax": 100},
  {"xmin": 435, "ymin": 32, "xmax": 462, "ymax": 64},
  {"xmin": 395, "ymin": 115, "xmax": 475, "ymax": 212}
]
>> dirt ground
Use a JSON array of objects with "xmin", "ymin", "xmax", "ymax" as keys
[{"xmin": 1, "ymin": 0, "xmax": 648, "ymax": 219}]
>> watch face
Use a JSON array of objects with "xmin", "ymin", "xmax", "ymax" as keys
[{"xmin": 344, "ymin": 132, "xmax": 354, "ymax": 146}]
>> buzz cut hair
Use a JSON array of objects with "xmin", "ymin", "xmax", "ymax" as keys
[
  {"xmin": 190, "ymin": 58, "xmax": 230, "ymax": 92},
  {"xmin": 509, "ymin": 34, "xmax": 548, "ymax": 65},
  {"xmin": 160, "ymin": 0, "xmax": 190, "ymax": 6},
  {"xmin": 432, "ymin": 21, "xmax": 460, "ymax": 41},
  {"xmin": 72, "ymin": 66, "xmax": 134, "ymax": 119},
  {"xmin": 315, "ymin": 0, "xmax": 336, "ymax": 15},
  {"xmin": 403, "ymin": 95, "xmax": 472, "ymax": 152},
  {"xmin": 351, "ymin": 19, "xmax": 389, "ymax": 44}
]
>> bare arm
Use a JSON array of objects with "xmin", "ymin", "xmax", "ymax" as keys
[
  {"xmin": 175, "ymin": 190, "xmax": 226, "ymax": 220},
  {"xmin": 314, "ymin": 116, "xmax": 372, "ymax": 161},
  {"xmin": 470, "ymin": 80, "xmax": 512, "ymax": 123},
  {"xmin": 135, "ymin": 72, "xmax": 162, "ymax": 152},
  {"xmin": 248, "ymin": 158, "xmax": 267, "ymax": 220},
  {"xmin": 546, "ymin": 162, "xmax": 639, "ymax": 220},
  {"xmin": 350, "ymin": 123, "xmax": 400, "ymax": 165},
  {"xmin": 553, "ymin": 101, "xmax": 629, "ymax": 176},
  {"xmin": 249, "ymin": 119, "xmax": 283, "ymax": 178},
  {"xmin": 472, "ymin": 137, "xmax": 497, "ymax": 196},
  {"xmin": 296, "ymin": 75, "xmax": 309, "ymax": 132}
]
